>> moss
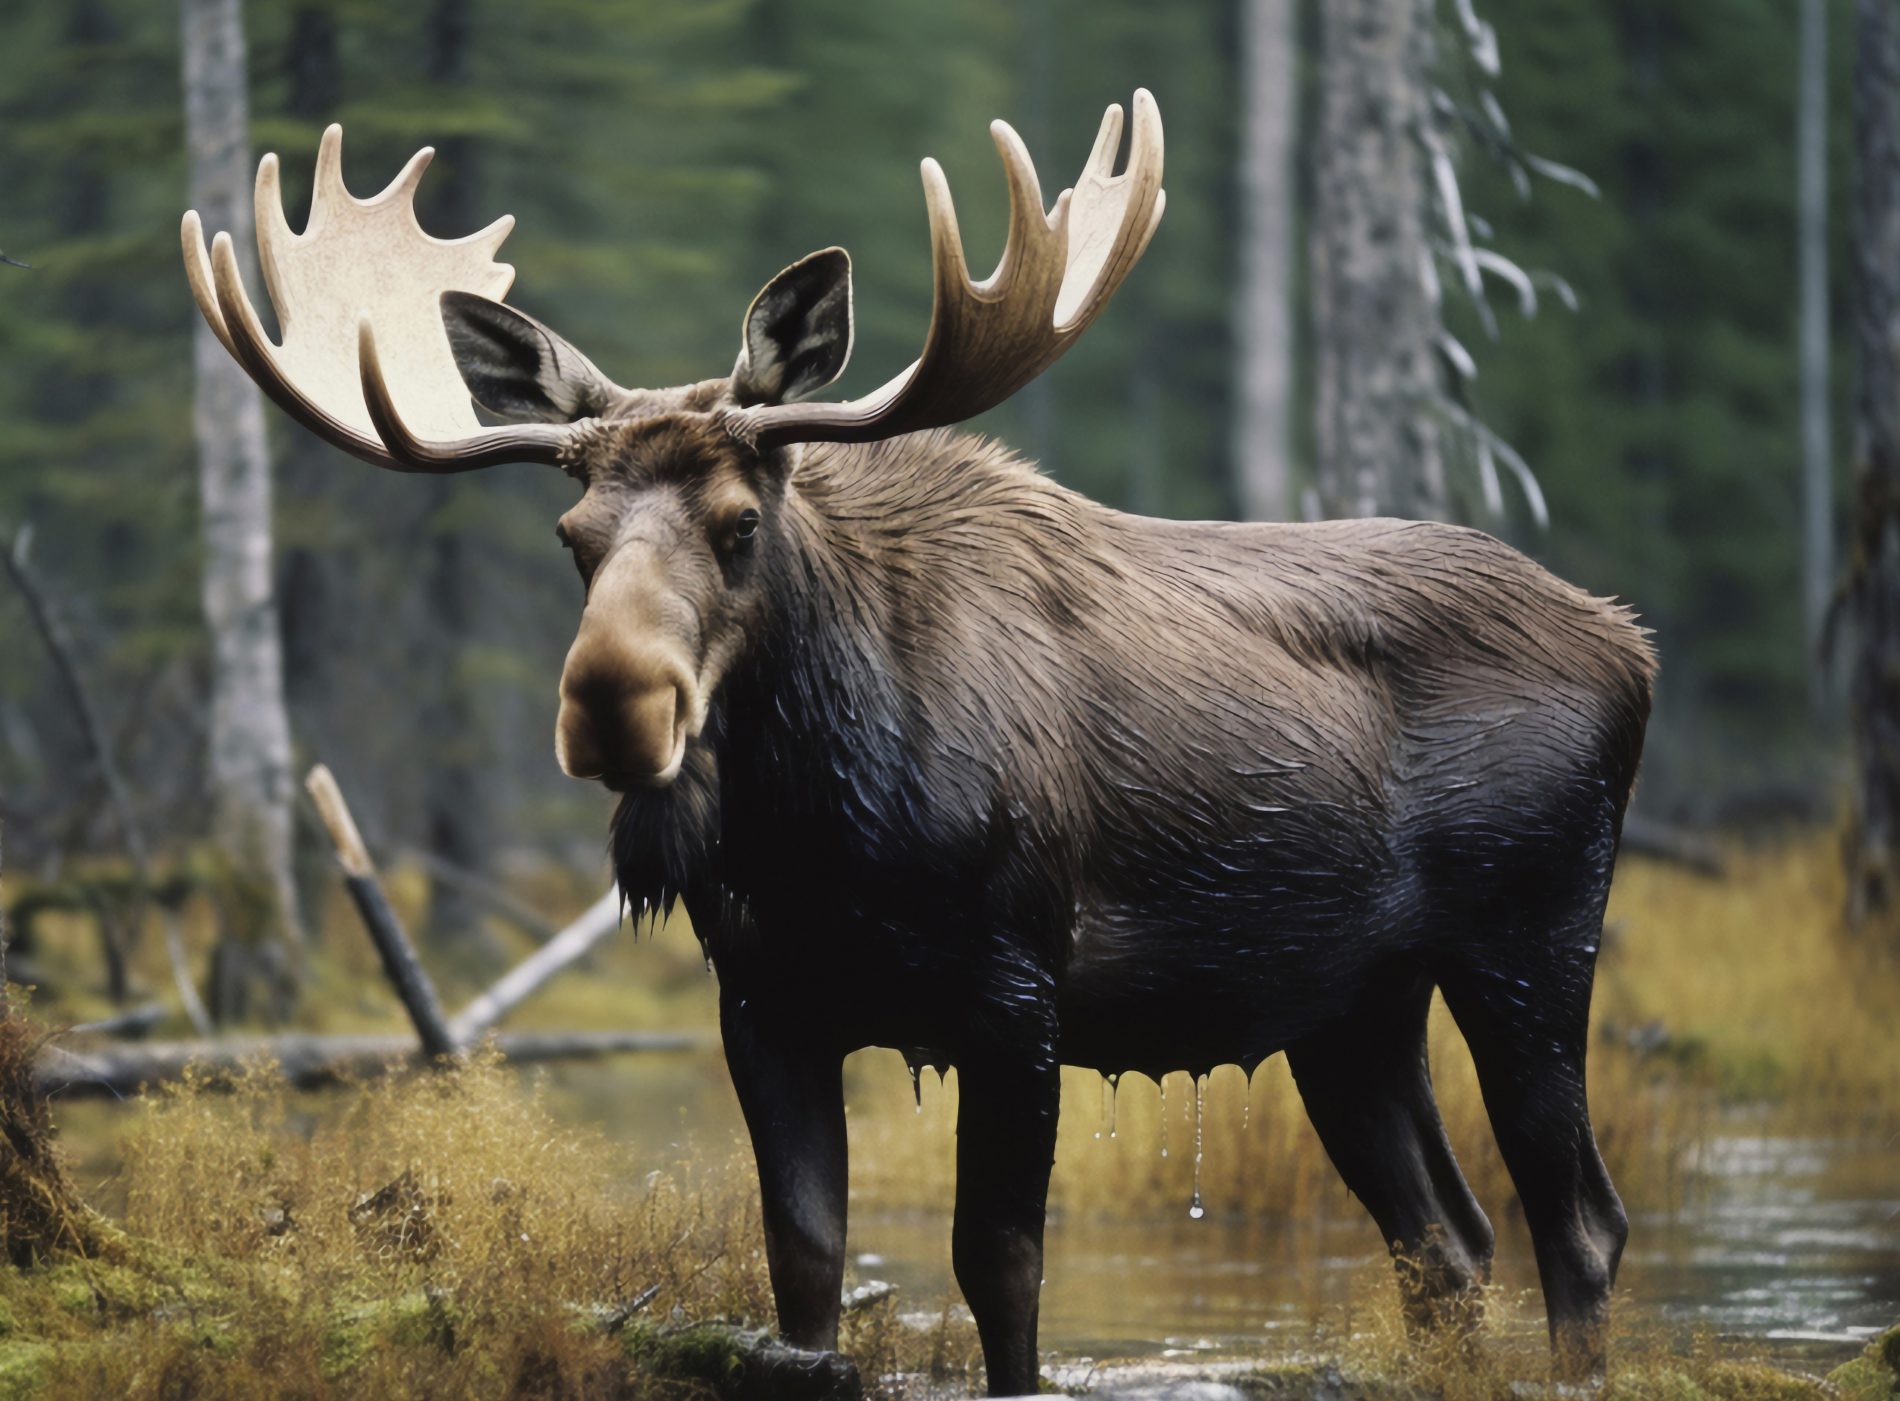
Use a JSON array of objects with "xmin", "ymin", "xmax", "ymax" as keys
[
  {"xmin": 1827, "ymin": 1324, "xmax": 1900, "ymax": 1401},
  {"xmin": 621, "ymin": 1318, "xmax": 754, "ymax": 1384},
  {"xmin": 0, "ymin": 1341, "xmax": 49, "ymax": 1401},
  {"xmin": 322, "ymin": 1290, "xmax": 455, "ymax": 1379},
  {"xmin": 40, "ymin": 1259, "xmax": 167, "ymax": 1320}
]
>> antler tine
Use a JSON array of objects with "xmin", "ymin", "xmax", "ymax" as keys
[
  {"xmin": 978, "ymin": 119, "xmax": 1060, "ymax": 297},
  {"xmin": 358, "ymin": 317, "xmax": 571, "ymax": 473},
  {"xmin": 1056, "ymin": 88, "xmax": 1165, "ymax": 332},
  {"xmin": 181, "ymin": 210, "xmax": 238, "ymax": 361},
  {"xmin": 740, "ymin": 90, "xmax": 1163, "ymax": 451}
]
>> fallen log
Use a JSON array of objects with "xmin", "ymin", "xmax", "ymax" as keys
[
  {"xmin": 68, "ymin": 1002, "xmax": 167, "ymax": 1040},
  {"xmin": 35, "ymin": 1027, "xmax": 708, "ymax": 1100}
]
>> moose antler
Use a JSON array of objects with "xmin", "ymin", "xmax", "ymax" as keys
[
  {"xmin": 731, "ymin": 89, "xmax": 1164, "ymax": 450},
  {"xmin": 182, "ymin": 124, "xmax": 570, "ymax": 472}
]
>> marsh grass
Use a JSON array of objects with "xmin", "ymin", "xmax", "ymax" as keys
[{"xmin": 0, "ymin": 1051, "xmax": 795, "ymax": 1398}]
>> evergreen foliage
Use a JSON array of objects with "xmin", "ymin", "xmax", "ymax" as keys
[{"xmin": 0, "ymin": 0, "xmax": 1851, "ymax": 875}]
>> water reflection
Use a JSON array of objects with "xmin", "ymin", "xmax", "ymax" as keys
[{"xmin": 540, "ymin": 1056, "xmax": 1898, "ymax": 1369}]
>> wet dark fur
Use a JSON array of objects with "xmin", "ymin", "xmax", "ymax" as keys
[{"xmin": 612, "ymin": 428, "xmax": 1653, "ymax": 1391}]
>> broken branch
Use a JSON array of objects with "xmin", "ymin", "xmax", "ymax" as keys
[{"xmin": 304, "ymin": 765, "xmax": 458, "ymax": 1061}]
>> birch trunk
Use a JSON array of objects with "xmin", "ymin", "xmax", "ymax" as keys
[
  {"xmin": 1234, "ymin": 0, "xmax": 1298, "ymax": 521},
  {"xmin": 1309, "ymin": 0, "xmax": 1444, "ymax": 521},
  {"xmin": 181, "ymin": 0, "xmax": 303, "ymax": 972}
]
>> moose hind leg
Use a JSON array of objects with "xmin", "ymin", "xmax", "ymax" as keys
[
  {"xmin": 720, "ymin": 993, "xmax": 848, "ymax": 1351},
  {"xmin": 1288, "ymin": 972, "xmax": 1496, "ymax": 1334},
  {"xmin": 953, "ymin": 1053, "xmax": 1060, "ymax": 1398},
  {"xmin": 1440, "ymin": 940, "xmax": 1627, "ymax": 1381}
]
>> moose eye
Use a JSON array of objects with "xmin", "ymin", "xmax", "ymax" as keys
[{"xmin": 734, "ymin": 509, "xmax": 761, "ymax": 541}]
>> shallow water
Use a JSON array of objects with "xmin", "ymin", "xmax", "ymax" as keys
[
  {"xmin": 539, "ymin": 1054, "xmax": 1898, "ymax": 1371},
  {"xmin": 847, "ymin": 1136, "xmax": 1898, "ymax": 1369}
]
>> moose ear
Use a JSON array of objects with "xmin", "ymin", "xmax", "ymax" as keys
[
  {"xmin": 440, "ymin": 290, "xmax": 622, "ymax": 424},
  {"xmin": 732, "ymin": 248, "xmax": 854, "ymax": 407}
]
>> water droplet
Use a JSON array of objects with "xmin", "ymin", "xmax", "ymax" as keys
[
  {"xmin": 1107, "ymin": 1073, "xmax": 1119, "ymax": 1139},
  {"xmin": 1189, "ymin": 1072, "xmax": 1207, "ymax": 1220},
  {"xmin": 1241, "ymin": 1070, "xmax": 1252, "ymax": 1136},
  {"xmin": 1159, "ymin": 1075, "xmax": 1170, "ymax": 1159}
]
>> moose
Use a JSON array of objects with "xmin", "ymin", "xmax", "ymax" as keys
[{"xmin": 185, "ymin": 92, "xmax": 1653, "ymax": 1395}]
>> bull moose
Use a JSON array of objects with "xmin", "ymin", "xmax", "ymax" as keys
[{"xmin": 184, "ymin": 91, "xmax": 1653, "ymax": 1395}]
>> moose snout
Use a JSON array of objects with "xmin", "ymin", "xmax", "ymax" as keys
[{"xmin": 556, "ymin": 641, "xmax": 697, "ymax": 789}]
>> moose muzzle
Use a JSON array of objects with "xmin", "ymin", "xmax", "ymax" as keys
[{"xmin": 555, "ymin": 549, "xmax": 700, "ymax": 789}]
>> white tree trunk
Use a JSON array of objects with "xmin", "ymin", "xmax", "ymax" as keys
[
  {"xmin": 1798, "ymin": 0, "xmax": 1833, "ymax": 707},
  {"xmin": 1234, "ymin": 0, "xmax": 1299, "ymax": 521},
  {"xmin": 181, "ymin": 0, "xmax": 302, "ymax": 955},
  {"xmin": 1309, "ymin": 0, "xmax": 1444, "ymax": 521}
]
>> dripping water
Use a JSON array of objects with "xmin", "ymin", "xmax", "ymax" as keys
[
  {"xmin": 1095, "ymin": 1072, "xmax": 1122, "ymax": 1140},
  {"xmin": 1242, "ymin": 1070, "xmax": 1251, "ymax": 1135},
  {"xmin": 1188, "ymin": 1073, "xmax": 1207, "ymax": 1219},
  {"xmin": 906, "ymin": 1056, "xmax": 923, "ymax": 1112},
  {"xmin": 1159, "ymin": 1075, "xmax": 1170, "ymax": 1158}
]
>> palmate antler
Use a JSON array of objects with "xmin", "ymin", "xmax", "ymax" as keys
[
  {"xmin": 182, "ymin": 124, "xmax": 570, "ymax": 472},
  {"xmin": 185, "ymin": 96, "xmax": 1163, "ymax": 469}
]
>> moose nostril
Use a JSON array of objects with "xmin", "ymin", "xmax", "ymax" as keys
[{"xmin": 624, "ymin": 685, "xmax": 680, "ymax": 776}]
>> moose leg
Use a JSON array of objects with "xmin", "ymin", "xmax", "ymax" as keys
[
  {"xmin": 721, "ymin": 993, "xmax": 848, "ymax": 1351},
  {"xmin": 953, "ymin": 1053, "xmax": 1060, "ymax": 1397},
  {"xmin": 1287, "ymin": 972, "xmax": 1495, "ymax": 1334},
  {"xmin": 1440, "ymin": 942, "xmax": 1626, "ymax": 1382}
]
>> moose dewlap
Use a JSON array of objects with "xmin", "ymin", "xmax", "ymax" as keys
[{"xmin": 184, "ymin": 90, "xmax": 1654, "ymax": 1397}]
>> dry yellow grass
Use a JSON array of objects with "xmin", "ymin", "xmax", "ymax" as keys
[{"xmin": 0, "ymin": 1051, "xmax": 781, "ymax": 1398}]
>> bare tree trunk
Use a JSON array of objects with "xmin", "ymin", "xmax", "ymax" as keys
[
  {"xmin": 1309, "ymin": 0, "xmax": 1443, "ymax": 521},
  {"xmin": 1850, "ymin": 0, "xmax": 1900, "ymax": 927},
  {"xmin": 1234, "ymin": 0, "xmax": 1299, "ymax": 521},
  {"xmin": 181, "ymin": 0, "xmax": 304, "ymax": 1001},
  {"xmin": 1800, "ymin": 0, "xmax": 1834, "ymax": 713}
]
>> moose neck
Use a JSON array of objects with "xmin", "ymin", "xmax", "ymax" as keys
[{"xmin": 611, "ymin": 432, "xmax": 1004, "ymax": 921}]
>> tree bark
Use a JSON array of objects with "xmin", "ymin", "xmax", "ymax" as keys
[
  {"xmin": 1309, "ymin": 0, "xmax": 1444, "ymax": 521},
  {"xmin": 1234, "ymin": 0, "xmax": 1299, "ymax": 521},
  {"xmin": 1799, "ymin": 0, "xmax": 1834, "ymax": 712},
  {"xmin": 180, "ymin": 0, "xmax": 303, "ymax": 982},
  {"xmin": 1849, "ymin": 0, "xmax": 1900, "ymax": 927}
]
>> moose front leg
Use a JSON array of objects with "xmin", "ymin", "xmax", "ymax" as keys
[
  {"xmin": 720, "ymin": 993, "xmax": 848, "ymax": 1350},
  {"xmin": 953, "ymin": 1052, "xmax": 1061, "ymax": 1397}
]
